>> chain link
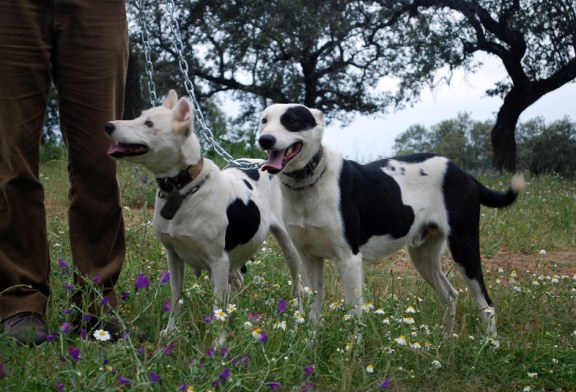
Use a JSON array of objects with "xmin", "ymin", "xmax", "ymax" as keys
[
  {"xmin": 137, "ymin": 0, "xmax": 158, "ymax": 106},
  {"xmin": 163, "ymin": 0, "xmax": 262, "ymax": 170}
]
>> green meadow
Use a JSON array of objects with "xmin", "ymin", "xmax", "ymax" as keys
[{"xmin": 1, "ymin": 157, "xmax": 575, "ymax": 391}]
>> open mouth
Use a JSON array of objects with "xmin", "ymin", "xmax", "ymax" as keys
[
  {"xmin": 106, "ymin": 143, "xmax": 149, "ymax": 159},
  {"xmin": 261, "ymin": 142, "xmax": 303, "ymax": 174}
]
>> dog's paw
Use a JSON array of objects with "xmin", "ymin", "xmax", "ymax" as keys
[{"xmin": 160, "ymin": 325, "xmax": 177, "ymax": 338}]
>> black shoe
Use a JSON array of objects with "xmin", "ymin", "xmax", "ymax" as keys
[{"xmin": 1, "ymin": 312, "xmax": 48, "ymax": 346}]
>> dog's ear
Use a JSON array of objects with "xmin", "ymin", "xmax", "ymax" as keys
[
  {"xmin": 310, "ymin": 108, "xmax": 325, "ymax": 127},
  {"xmin": 173, "ymin": 97, "xmax": 193, "ymax": 136},
  {"xmin": 163, "ymin": 90, "xmax": 178, "ymax": 109}
]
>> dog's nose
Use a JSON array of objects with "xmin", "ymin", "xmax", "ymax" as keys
[
  {"xmin": 258, "ymin": 134, "xmax": 276, "ymax": 149},
  {"xmin": 104, "ymin": 122, "xmax": 115, "ymax": 135}
]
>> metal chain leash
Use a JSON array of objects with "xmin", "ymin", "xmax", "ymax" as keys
[
  {"xmin": 137, "ymin": 0, "xmax": 158, "ymax": 106},
  {"xmin": 164, "ymin": 0, "xmax": 263, "ymax": 170}
]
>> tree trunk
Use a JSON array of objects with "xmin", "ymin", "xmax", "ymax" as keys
[{"xmin": 491, "ymin": 106, "xmax": 519, "ymax": 172}]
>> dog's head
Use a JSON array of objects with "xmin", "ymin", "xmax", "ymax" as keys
[
  {"xmin": 105, "ymin": 90, "xmax": 201, "ymax": 177},
  {"xmin": 257, "ymin": 104, "xmax": 325, "ymax": 174}
]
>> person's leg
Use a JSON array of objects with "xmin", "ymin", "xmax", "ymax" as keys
[
  {"xmin": 0, "ymin": 0, "xmax": 52, "ymax": 324},
  {"xmin": 53, "ymin": 0, "xmax": 128, "ymax": 316}
]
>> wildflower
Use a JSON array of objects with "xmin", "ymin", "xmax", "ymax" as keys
[
  {"xmin": 93, "ymin": 329, "xmax": 111, "ymax": 342},
  {"xmin": 497, "ymin": 267, "xmax": 504, "ymax": 273},
  {"xmin": 551, "ymin": 275, "xmax": 560, "ymax": 283},
  {"xmin": 163, "ymin": 342, "xmax": 174, "ymax": 357},
  {"xmin": 56, "ymin": 382, "xmax": 64, "ymax": 391},
  {"xmin": 395, "ymin": 336, "xmax": 407, "ymax": 345},
  {"xmin": 273, "ymin": 321, "xmax": 287, "ymax": 331},
  {"xmin": 214, "ymin": 308, "xmax": 227, "ymax": 321},
  {"xmin": 244, "ymin": 321, "xmax": 253, "ymax": 329},
  {"xmin": 267, "ymin": 381, "xmax": 282, "ymax": 390},
  {"xmin": 57, "ymin": 258, "xmax": 69, "ymax": 274},
  {"xmin": 162, "ymin": 299, "xmax": 171, "ymax": 313},
  {"xmin": 344, "ymin": 314, "xmax": 353, "ymax": 321},
  {"xmin": 304, "ymin": 286, "xmax": 313, "ymax": 295},
  {"xmin": 366, "ymin": 364, "xmax": 374, "ymax": 373},
  {"xmin": 121, "ymin": 291, "xmax": 130, "ymax": 301},
  {"xmin": 329, "ymin": 301, "xmax": 342, "ymax": 310},
  {"xmin": 160, "ymin": 271, "xmax": 170, "ymax": 284},
  {"xmin": 251, "ymin": 327, "xmax": 268, "ymax": 343},
  {"xmin": 483, "ymin": 306, "xmax": 495, "ymax": 316},
  {"xmin": 510, "ymin": 270, "xmax": 518, "ymax": 278},
  {"xmin": 405, "ymin": 305, "xmax": 416, "ymax": 313},
  {"xmin": 101, "ymin": 296, "xmax": 110, "ymax": 306},
  {"xmin": 527, "ymin": 372, "xmax": 537, "ymax": 378},
  {"xmin": 374, "ymin": 308, "xmax": 385, "ymax": 315},
  {"xmin": 345, "ymin": 342, "xmax": 352, "ymax": 351},
  {"xmin": 277, "ymin": 298, "xmax": 287, "ymax": 315},
  {"xmin": 118, "ymin": 376, "xmax": 131, "ymax": 385},
  {"xmin": 362, "ymin": 302, "xmax": 374, "ymax": 311},
  {"xmin": 410, "ymin": 342, "xmax": 421, "ymax": 349},
  {"xmin": 226, "ymin": 304, "xmax": 237, "ymax": 314},
  {"xmin": 219, "ymin": 368, "xmax": 231, "ymax": 381},
  {"xmin": 523, "ymin": 387, "xmax": 532, "ymax": 392},
  {"xmin": 149, "ymin": 371, "xmax": 161, "ymax": 383},
  {"xmin": 402, "ymin": 317, "xmax": 415, "ymax": 325},
  {"xmin": 378, "ymin": 379, "xmax": 391, "ymax": 389},
  {"xmin": 46, "ymin": 331, "xmax": 59, "ymax": 342},
  {"xmin": 60, "ymin": 322, "xmax": 72, "ymax": 334},
  {"xmin": 383, "ymin": 317, "xmax": 390, "ymax": 324},
  {"xmin": 135, "ymin": 273, "xmax": 150, "ymax": 290},
  {"xmin": 294, "ymin": 310, "xmax": 305, "ymax": 323},
  {"xmin": 93, "ymin": 275, "xmax": 102, "ymax": 284},
  {"xmin": 240, "ymin": 354, "xmax": 250, "ymax": 367},
  {"xmin": 303, "ymin": 364, "xmax": 315, "ymax": 377},
  {"xmin": 539, "ymin": 249, "xmax": 546, "ymax": 256},
  {"xmin": 68, "ymin": 346, "xmax": 81, "ymax": 363},
  {"xmin": 431, "ymin": 360, "xmax": 442, "ymax": 369},
  {"xmin": 64, "ymin": 282, "xmax": 75, "ymax": 291},
  {"xmin": 248, "ymin": 312, "xmax": 262, "ymax": 321}
]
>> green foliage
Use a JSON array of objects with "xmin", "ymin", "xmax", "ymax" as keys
[{"xmin": 393, "ymin": 114, "xmax": 576, "ymax": 177}]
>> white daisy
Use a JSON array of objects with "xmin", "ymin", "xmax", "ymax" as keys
[{"xmin": 93, "ymin": 329, "xmax": 111, "ymax": 342}]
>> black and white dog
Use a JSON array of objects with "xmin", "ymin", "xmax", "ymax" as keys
[
  {"xmin": 105, "ymin": 91, "xmax": 301, "ymax": 335},
  {"xmin": 257, "ymin": 104, "xmax": 525, "ymax": 344}
]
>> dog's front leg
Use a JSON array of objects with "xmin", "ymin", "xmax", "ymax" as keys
[
  {"xmin": 210, "ymin": 256, "xmax": 231, "ymax": 346},
  {"xmin": 335, "ymin": 253, "xmax": 364, "ymax": 317},
  {"xmin": 301, "ymin": 255, "xmax": 325, "ymax": 320},
  {"xmin": 162, "ymin": 248, "xmax": 185, "ymax": 336}
]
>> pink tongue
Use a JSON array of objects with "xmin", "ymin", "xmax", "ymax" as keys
[
  {"xmin": 262, "ymin": 150, "xmax": 284, "ymax": 172},
  {"xmin": 106, "ymin": 144, "xmax": 128, "ymax": 155}
]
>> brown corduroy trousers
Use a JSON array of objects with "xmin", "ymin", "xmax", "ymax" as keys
[{"xmin": 0, "ymin": 0, "xmax": 128, "ymax": 321}]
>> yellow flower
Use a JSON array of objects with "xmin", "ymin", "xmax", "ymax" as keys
[{"xmin": 366, "ymin": 364, "xmax": 374, "ymax": 373}]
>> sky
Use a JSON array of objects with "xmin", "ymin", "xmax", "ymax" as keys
[{"xmin": 322, "ymin": 57, "xmax": 576, "ymax": 162}]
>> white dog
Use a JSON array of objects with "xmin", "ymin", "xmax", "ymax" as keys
[
  {"xmin": 257, "ymin": 103, "xmax": 525, "ymax": 343},
  {"xmin": 105, "ymin": 91, "xmax": 301, "ymax": 335}
]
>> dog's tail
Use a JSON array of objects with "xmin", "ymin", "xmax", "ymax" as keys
[{"xmin": 476, "ymin": 173, "xmax": 526, "ymax": 208}]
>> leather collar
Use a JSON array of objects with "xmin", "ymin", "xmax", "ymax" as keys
[
  {"xmin": 282, "ymin": 146, "xmax": 323, "ymax": 180},
  {"xmin": 156, "ymin": 157, "xmax": 204, "ymax": 193}
]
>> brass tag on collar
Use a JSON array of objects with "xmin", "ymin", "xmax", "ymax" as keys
[{"xmin": 160, "ymin": 184, "xmax": 183, "ymax": 220}]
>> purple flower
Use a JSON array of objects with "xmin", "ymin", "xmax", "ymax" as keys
[
  {"xmin": 57, "ymin": 258, "xmax": 69, "ymax": 274},
  {"xmin": 63, "ymin": 308, "xmax": 72, "ymax": 315},
  {"xmin": 302, "ymin": 382, "xmax": 315, "ymax": 392},
  {"xmin": 135, "ymin": 273, "xmax": 150, "ymax": 290},
  {"xmin": 46, "ymin": 331, "xmax": 59, "ymax": 342},
  {"xmin": 303, "ymin": 364, "xmax": 315, "ymax": 377},
  {"xmin": 267, "ymin": 381, "xmax": 282, "ymax": 390},
  {"xmin": 206, "ymin": 348, "xmax": 215, "ymax": 357},
  {"xmin": 160, "ymin": 271, "xmax": 170, "ymax": 284},
  {"xmin": 101, "ymin": 296, "xmax": 110, "ymax": 306},
  {"xmin": 178, "ymin": 385, "xmax": 189, "ymax": 391},
  {"xmin": 259, "ymin": 331, "xmax": 268, "ymax": 343},
  {"xmin": 118, "ymin": 376, "xmax": 131, "ymax": 385},
  {"xmin": 149, "ymin": 371, "xmax": 161, "ymax": 383},
  {"xmin": 64, "ymin": 282, "xmax": 75, "ymax": 291},
  {"xmin": 378, "ymin": 379, "xmax": 391, "ymax": 389},
  {"xmin": 81, "ymin": 314, "xmax": 92, "ymax": 323},
  {"xmin": 162, "ymin": 299, "xmax": 171, "ymax": 313},
  {"xmin": 60, "ymin": 322, "xmax": 72, "ymax": 334},
  {"xmin": 203, "ymin": 314, "xmax": 215, "ymax": 324},
  {"xmin": 163, "ymin": 343, "xmax": 174, "ymax": 357},
  {"xmin": 79, "ymin": 329, "xmax": 87, "ymax": 340},
  {"xmin": 121, "ymin": 291, "xmax": 130, "ymax": 301},
  {"xmin": 240, "ymin": 354, "xmax": 250, "ymax": 368},
  {"xmin": 277, "ymin": 298, "xmax": 287, "ymax": 315},
  {"xmin": 93, "ymin": 275, "xmax": 102, "ymax": 284},
  {"xmin": 69, "ymin": 346, "xmax": 81, "ymax": 363},
  {"xmin": 56, "ymin": 382, "xmax": 64, "ymax": 391},
  {"xmin": 219, "ymin": 368, "xmax": 232, "ymax": 381},
  {"xmin": 219, "ymin": 346, "xmax": 228, "ymax": 358}
]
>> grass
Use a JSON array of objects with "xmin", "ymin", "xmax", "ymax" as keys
[{"xmin": 1, "ymin": 157, "xmax": 575, "ymax": 391}]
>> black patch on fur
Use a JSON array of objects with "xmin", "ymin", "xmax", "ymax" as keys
[
  {"xmin": 243, "ymin": 180, "xmax": 253, "ymax": 190},
  {"xmin": 244, "ymin": 168, "xmax": 260, "ymax": 181},
  {"xmin": 225, "ymin": 199, "xmax": 261, "ymax": 251},
  {"xmin": 280, "ymin": 106, "xmax": 317, "ymax": 132},
  {"xmin": 338, "ymin": 159, "xmax": 415, "ymax": 255},
  {"xmin": 420, "ymin": 169, "xmax": 428, "ymax": 176}
]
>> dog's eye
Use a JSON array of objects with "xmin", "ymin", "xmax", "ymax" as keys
[
  {"xmin": 144, "ymin": 120, "xmax": 154, "ymax": 128},
  {"xmin": 261, "ymin": 118, "xmax": 267, "ymax": 124}
]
